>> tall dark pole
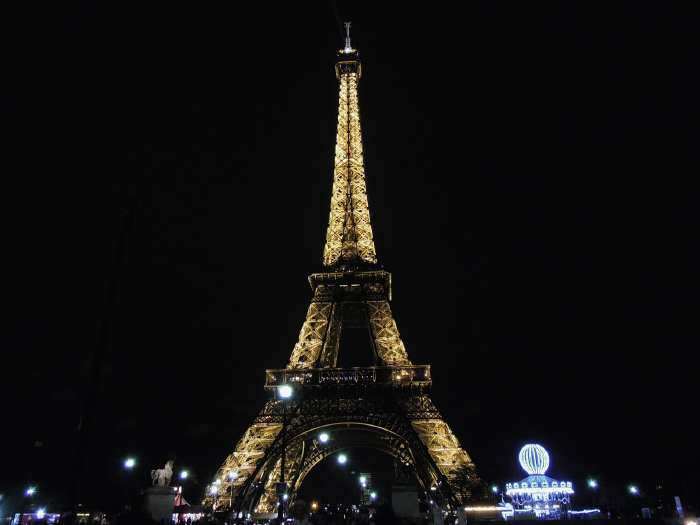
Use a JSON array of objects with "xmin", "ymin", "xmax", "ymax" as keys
[
  {"xmin": 277, "ymin": 399, "xmax": 287, "ymax": 521},
  {"xmin": 17, "ymin": 490, "xmax": 32, "ymax": 525},
  {"xmin": 69, "ymin": 204, "xmax": 135, "ymax": 519}
]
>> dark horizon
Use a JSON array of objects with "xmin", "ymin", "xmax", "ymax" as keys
[{"xmin": 3, "ymin": 0, "xmax": 699, "ymax": 514}]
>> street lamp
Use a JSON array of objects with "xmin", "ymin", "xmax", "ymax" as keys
[
  {"xmin": 278, "ymin": 385, "xmax": 293, "ymax": 399},
  {"xmin": 121, "ymin": 457, "xmax": 138, "ymax": 513},
  {"xmin": 277, "ymin": 385, "xmax": 293, "ymax": 521},
  {"xmin": 337, "ymin": 453, "xmax": 348, "ymax": 465},
  {"xmin": 18, "ymin": 486, "xmax": 37, "ymax": 525},
  {"xmin": 588, "ymin": 479, "xmax": 598, "ymax": 489},
  {"xmin": 227, "ymin": 471, "xmax": 239, "ymax": 509},
  {"xmin": 629, "ymin": 485, "xmax": 639, "ymax": 495},
  {"xmin": 179, "ymin": 470, "xmax": 189, "ymax": 480},
  {"xmin": 490, "ymin": 484, "xmax": 499, "ymax": 504}
]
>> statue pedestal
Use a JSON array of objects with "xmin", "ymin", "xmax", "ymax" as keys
[{"xmin": 142, "ymin": 486, "xmax": 177, "ymax": 522}]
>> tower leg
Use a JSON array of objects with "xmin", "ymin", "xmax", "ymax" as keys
[{"xmin": 207, "ymin": 401, "xmax": 283, "ymax": 512}]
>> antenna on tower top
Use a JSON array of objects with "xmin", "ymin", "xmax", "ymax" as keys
[{"xmin": 343, "ymin": 21, "xmax": 353, "ymax": 53}]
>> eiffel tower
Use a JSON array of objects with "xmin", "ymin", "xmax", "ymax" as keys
[{"xmin": 207, "ymin": 24, "xmax": 477, "ymax": 516}]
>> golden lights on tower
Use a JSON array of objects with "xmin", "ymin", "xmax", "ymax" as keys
[
  {"xmin": 322, "ymin": 41, "xmax": 377, "ymax": 267},
  {"xmin": 205, "ymin": 26, "xmax": 477, "ymax": 515}
]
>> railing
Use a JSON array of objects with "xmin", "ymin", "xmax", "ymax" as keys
[{"xmin": 265, "ymin": 365, "xmax": 431, "ymax": 389}]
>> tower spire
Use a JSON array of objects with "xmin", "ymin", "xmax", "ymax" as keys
[
  {"xmin": 323, "ymin": 24, "xmax": 377, "ymax": 267},
  {"xmin": 343, "ymin": 21, "xmax": 353, "ymax": 53}
]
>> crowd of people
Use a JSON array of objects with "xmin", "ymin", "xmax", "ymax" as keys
[
  {"xmin": 15, "ymin": 499, "xmax": 420, "ymax": 525},
  {"xmin": 277, "ymin": 500, "xmax": 399, "ymax": 525},
  {"xmin": 172, "ymin": 501, "xmax": 406, "ymax": 525}
]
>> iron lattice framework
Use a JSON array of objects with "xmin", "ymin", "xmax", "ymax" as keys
[
  {"xmin": 323, "ymin": 51, "xmax": 376, "ymax": 267},
  {"xmin": 207, "ymin": 33, "xmax": 476, "ymax": 517}
]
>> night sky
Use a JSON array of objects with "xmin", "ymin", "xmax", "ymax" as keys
[{"xmin": 4, "ymin": 1, "xmax": 699, "ymax": 513}]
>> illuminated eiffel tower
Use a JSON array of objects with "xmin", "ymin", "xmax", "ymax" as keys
[{"xmin": 207, "ymin": 24, "xmax": 477, "ymax": 516}]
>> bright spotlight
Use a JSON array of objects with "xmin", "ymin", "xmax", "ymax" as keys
[
  {"xmin": 209, "ymin": 485, "xmax": 219, "ymax": 495},
  {"xmin": 370, "ymin": 492, "xmax": 377, "ymax": 500},
  {"xmin": 337, "ymin": 453, "xmax": 347, "ymax": 465},
  {"xmin": 319, "ymin": 432, "xmax": 330, "ymax": 443},
  {"xmin": 179, "ymin": 470, "xmax": 189, "ymax": 480},
  {"xmin": 491, "ymin": 485, "xmax": 499, "ymax": 493},
  {"xmin": 283, "ymin": 494, "xmax": 289, "ymax": 501},
  {"xmin": 25, "ymin": 487, "xmax": 36, "ymax": 497},
  {"xmin": 36, "ymin": 508, "xmax": 46, "ymax": 519},
  {"xmin": 228, "ymin": 471, "xmax": 239, "ymax": 480},
  {"xmin": 278, "ymin": 385, "xmax": 293, "ymax": 399},
  {"xmin": 124, "ymin": 457, "xmax": 136, "ymax": 469},
  {"xmin": 588, "ymin": 479, "xmax": 598, "ymax": 489},
  {"xmin": 359, "ymin": 476, "xmax": 367, "ymax": 484},
  {"xmin": 628, "ymin": 485, "xmax": 639, "ymax": 495}
]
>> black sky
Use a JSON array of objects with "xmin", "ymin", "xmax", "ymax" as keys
[{"xmin": 3, "ymin": 0, "xmax": 699, "ymax": 512}]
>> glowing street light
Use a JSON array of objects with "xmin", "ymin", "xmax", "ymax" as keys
[
  {"xmin": 124, "ymin": 457, "xmax": 136, "ymax": 469},
  {"xmin": 628, "ymin": 485, "xmax": 639, "ymax": 495},
  {"xmin": 25, "ymin": 487, "xmax": 36, "ymax": 497},
  {"xmin": 277, "ymin": 383, "xmax": 293, "ymax": 523},
  {"xmin": 36, "ymin": 509, "xmax": 46, "ymax": 519},
  {"xmin": 491, "ymin": 485, "xmax": 499, "ymax": 494},
  {"xmin": 337, "ymin": 453, "xmax": 348, "ymax": 465},
  {"xmin": 370, "ymin": 492, "xmax": 377, "ymax": 500},
  {"xmin": 588, "ymin": 479, "xmax": 598, "ymax": 489},
  {"xmin": 278, "ymin": 385, "xmax": 293, "ymax": 399},
  {"xmin": 319, "ymin": 432, "xmax": 330, "ymax": 444},
  {"xmin": 179, "ymin": 470, "xmax": 189, "ymax": 480}
]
